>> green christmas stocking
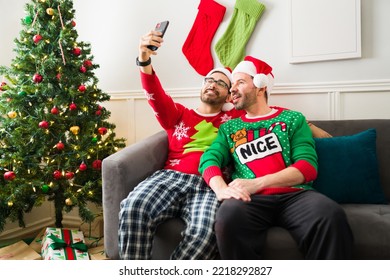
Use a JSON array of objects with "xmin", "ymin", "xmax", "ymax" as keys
[{"xmin": 215, "ymin": 0, "xmax": 265, "ymax": 69}]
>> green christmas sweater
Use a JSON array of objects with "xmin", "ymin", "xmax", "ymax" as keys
[{"xmin": 199, "ymin": 107, "xmax": 318, "ymax": 193}]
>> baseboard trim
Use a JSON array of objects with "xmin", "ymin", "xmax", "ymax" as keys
[{"xmin": 0, "ymin": 217, "xmax": 53, "ymax": 240}]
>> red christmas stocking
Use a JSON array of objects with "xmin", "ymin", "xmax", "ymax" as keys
[{"xmin": 182, "ymin": 0, "xmax": 226, "ymax": 76}]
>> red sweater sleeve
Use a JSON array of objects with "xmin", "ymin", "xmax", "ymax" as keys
[
  {"xmin": 140, "ymin": 70, "xmax": 181, "ymax": 129},
  {"xmin": 290, "ymin": 159, "xmax": 317, "ymax": 183},
  {"xmin": 202, "ymin": 166, "xmax": 223, "ymax": 185}
]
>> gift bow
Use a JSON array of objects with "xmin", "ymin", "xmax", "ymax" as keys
[{"xmin": 47, "ymin": 233, "xmax": 88, "ymax": 252}]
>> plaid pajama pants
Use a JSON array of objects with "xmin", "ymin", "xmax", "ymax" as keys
[{"xmin": 118, "ymin": 169, "xmax": 220, "ymax": 260}]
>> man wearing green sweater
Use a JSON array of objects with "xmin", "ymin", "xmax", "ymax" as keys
[{"xmin": 199, "ymin": 56, "xmax": 353, "ymax": 259}]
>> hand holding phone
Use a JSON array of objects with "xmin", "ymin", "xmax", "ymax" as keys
[{"xmin": 147, "ymin": 21, "xmax": 169, "ymax": 51}]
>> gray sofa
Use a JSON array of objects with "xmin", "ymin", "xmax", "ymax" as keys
[{"xmin": 102, "ymin": 119, "xmax": 390, "ymax": 259}]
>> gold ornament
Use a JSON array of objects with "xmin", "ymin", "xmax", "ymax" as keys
[
  {"xmin": 46, "ymin": 8, "xmax": 54, "ymax": 15},
  {"xmin": 7, "ymin": 111, "xmax": 17, "ymax": 118},
  {"xmin": 65, "ymin": 198, "xmax": 73, "ymax": 206},
  {"xmin": 8, "ymin": 201, "xmax": 13, "ymax": 207},
  {"xmin": 39, "ymin": 0, "xmax": 46, "ymax": 2},
  {"xmin": 70, "ymin": 126, "xmax": 80, "ymax": 135}
]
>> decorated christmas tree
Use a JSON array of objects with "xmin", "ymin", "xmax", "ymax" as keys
[{"xmin": 0, "ymin": 0, "xmax": 126, "ymax": 231}]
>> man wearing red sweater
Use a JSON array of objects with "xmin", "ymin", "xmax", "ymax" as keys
[
  {"xmin": 118, "ymin": 30, "xmax": 242, "ymax": 260},
  {"xmin": 119, "ymin": 30, "xmax": 333, "ymax": 260}
]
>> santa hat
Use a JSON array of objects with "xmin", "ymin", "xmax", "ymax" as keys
[
  {"xmin": 232, "ymin": 56, "xmax": 274, "ymax": 96},
  {"xmin": 205, "ymin": 67, "xmax": 233, "ymax": 84}
]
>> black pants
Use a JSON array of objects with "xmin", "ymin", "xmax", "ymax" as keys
[{"xmin": 215, "ymin": 190, "xmax": 353, "ymax": 259}]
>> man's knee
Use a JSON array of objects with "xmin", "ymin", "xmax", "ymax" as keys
[{"xmin": 215, "ymin": 199, "xmax": 247, "ymax": 234}]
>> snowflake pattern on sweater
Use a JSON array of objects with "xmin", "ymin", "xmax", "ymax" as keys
[{"xmin": 141, "ymin": 70, "xmax": 243, "ymax": 175}]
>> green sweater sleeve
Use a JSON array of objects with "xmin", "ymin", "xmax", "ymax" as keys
[
  {"xmin": 290, "ymin": 114, "xmax": 318, "ymax": 170},
  {"xmin": 199, "ymin": 125, "xmax": 231, "ymax": 183}
]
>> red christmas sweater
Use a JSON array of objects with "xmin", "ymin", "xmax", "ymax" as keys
[{"xmin": 141, "ymin": 70, "xmax": 243, "ymax": 175}]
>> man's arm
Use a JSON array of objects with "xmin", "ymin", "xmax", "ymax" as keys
[
  {"xmin": 308, "ymin": 122, "xmax": 332, "ymax": 138},
  {"xmin": 209, "ymin": 175, "xmax": 251, "ymax": 202},
  {"xmin": 137, "ymin": 31, "xmax": 182, "ymax": 129},
  {"xmin": 227, "ymin": 166, "xmax": 305, "ymax": 195},
  {"xmin": 199, "ymin": 128, "xmax": 251, "ymax": 201}
]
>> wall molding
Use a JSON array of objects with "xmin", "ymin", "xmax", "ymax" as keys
[{"xmin": 107, "ymin": 79, "xmax": 390, "ymax": 100}]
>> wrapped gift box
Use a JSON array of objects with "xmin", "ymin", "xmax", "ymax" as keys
[
  {"xmin": 88, "ymin": 245, "xmax": 109, "ymax": 260},
  {"xmin": 0, "ymin": 241, "xmax": 41, "ymax": 260},
  {"xmin": 80, "ymin": 216, "xmax": 104, "ymax": 239},
  {"xmin": 41, "ymin": 227, "xmax": 89, "ymax": 260},
  {"xmin": 29, "ymin": 227, "xmax": 46, "ymax": 253}
]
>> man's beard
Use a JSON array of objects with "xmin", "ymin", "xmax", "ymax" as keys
[
  {"xmin": 233, "ymin": 91, "xmax": 256, "ymax": 110},
  {"xmin": 200, "ymin": 89, "xmax": 225, "ymax": 106}
]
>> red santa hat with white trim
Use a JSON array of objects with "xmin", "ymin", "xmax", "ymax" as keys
[{"xmin": 232, "ymin": 56, "xmax": 274, "ymax": 96}]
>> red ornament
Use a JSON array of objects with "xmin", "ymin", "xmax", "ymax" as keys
[
  {"xmin": 71, "ymin": 20, "xmax": 76, "ymax": 27},
  {"xmin": 65, "ymin": 171, "xmax": 75, "ymax": 180},
  {"xmin": 79, "ymin": 162, "xmax": 87, "ymax": 171},
  {"xmin": 51, "ymin": 106, "xmax": 59, "ymax": 115},
  {"xmin": 33, "ymin": 73, "xmax": 43, "ymax": 83},
  {"xmin": 4, "ymin": 171, "xmax": 16, "ymax": 181},
  {"xmin": 98, "ymin": 127, "xmax": 107, "ymax": 135},
  {"xmin": 92, "ymin": 159, "xmax": 102, "ymax": 170},
  {"xmin": 78, "ymin": 84, "xmax": 86, "ymax": 92},
  {"xmin": 83, "ymin": 60, "xmax": 93, "ymax": 68},
  {"xmin": 97, "ymin": 105, "xmax": 103, "ymax": 110},
  {"xmin": 53, "ymin": 170, "xmax": 62, "ymax": 180},
  {"xmin": 69, "ymin": 103, "xmax": 77, "ymax": 111},
  {"xmin": 0, "ymin": 82, "xmax": 7, "ymax": 91},
  {"xmin": 56, "ymin": 141, "xmax": 65, "ymax": 150},
  {"xmin": 95, "ymin": 110, "xmax": 102, "ymax": 116},
  {"xmin": 79, "ymin": 65, "xmax": 87, "ymax": 73},
  {"xmin": 56, "ymin": 73, "xmax": 61, "ymax": 80},
  {"xmin": 73, "ymin": 47, "xmax": 82, "ymax": 56},
  {"xmin": 33, "ymin": 34, "xmax": 43, "ymax": 44},
  {"xmin": 39, "ymin": 120, "xmax": 49, "ymax": 129}
]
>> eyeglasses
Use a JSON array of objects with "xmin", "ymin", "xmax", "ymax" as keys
[{"xmin": 204, "ymin": 77, "xmax": 229, "ymax": 89}]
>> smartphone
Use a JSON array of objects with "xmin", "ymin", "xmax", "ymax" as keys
[{"xmin": 147, "ymin": 21, "xmax": 169, "ymax": 51}]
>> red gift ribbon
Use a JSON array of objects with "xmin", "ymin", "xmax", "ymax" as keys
[{"xmin": 62, "ymin": 229, "xmax": 75, "ymax": 260}]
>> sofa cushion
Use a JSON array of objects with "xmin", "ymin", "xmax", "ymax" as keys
[
  {"xmin": 341, "ymin": 204, "xmax": 390, "ymax": 259},
  {"xmin": 312, "ymin": 128, "xmax": 387, "ymax": 204}
]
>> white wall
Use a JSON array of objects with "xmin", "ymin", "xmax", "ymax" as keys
[
  {"xmin": 2, "ymin": 0, "xmax": 390, "ymax": 90},
  {"xmin": 1, "ymin": 0, "xmax": 390, "ymax": 238},
  {"xmin": 73, "ymin": 0, "xmax": 390, "ymax": 88}
]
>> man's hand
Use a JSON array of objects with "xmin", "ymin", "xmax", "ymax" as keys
[
  {"xmin": 139, "ymin": 31, "xmax": 164, "ymax": 59},
  {"xmin": 228, "ymin": 178, "xmax": 262, "ymax": 195},
  {"xmin": 209, "ymin": 176, "xmax": 251, "ymax": 202}
]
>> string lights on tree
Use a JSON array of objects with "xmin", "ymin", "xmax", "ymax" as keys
[{"xmin": 0, "ymin": 0, "xmax": 126, "ymax": 231}]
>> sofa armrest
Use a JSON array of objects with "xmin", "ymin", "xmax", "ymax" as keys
[{"xmin": 102, "ymin": 130, "xmax": 168, "ymax": 259}]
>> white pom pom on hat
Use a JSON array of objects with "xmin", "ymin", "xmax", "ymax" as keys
[
  {"xmin": 232, "ymin": 56, "xmax": 274, "ymax": 96},
  {"xmin": 222, "ymin": 102, "xmax": 234, "ymax": 111}
]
